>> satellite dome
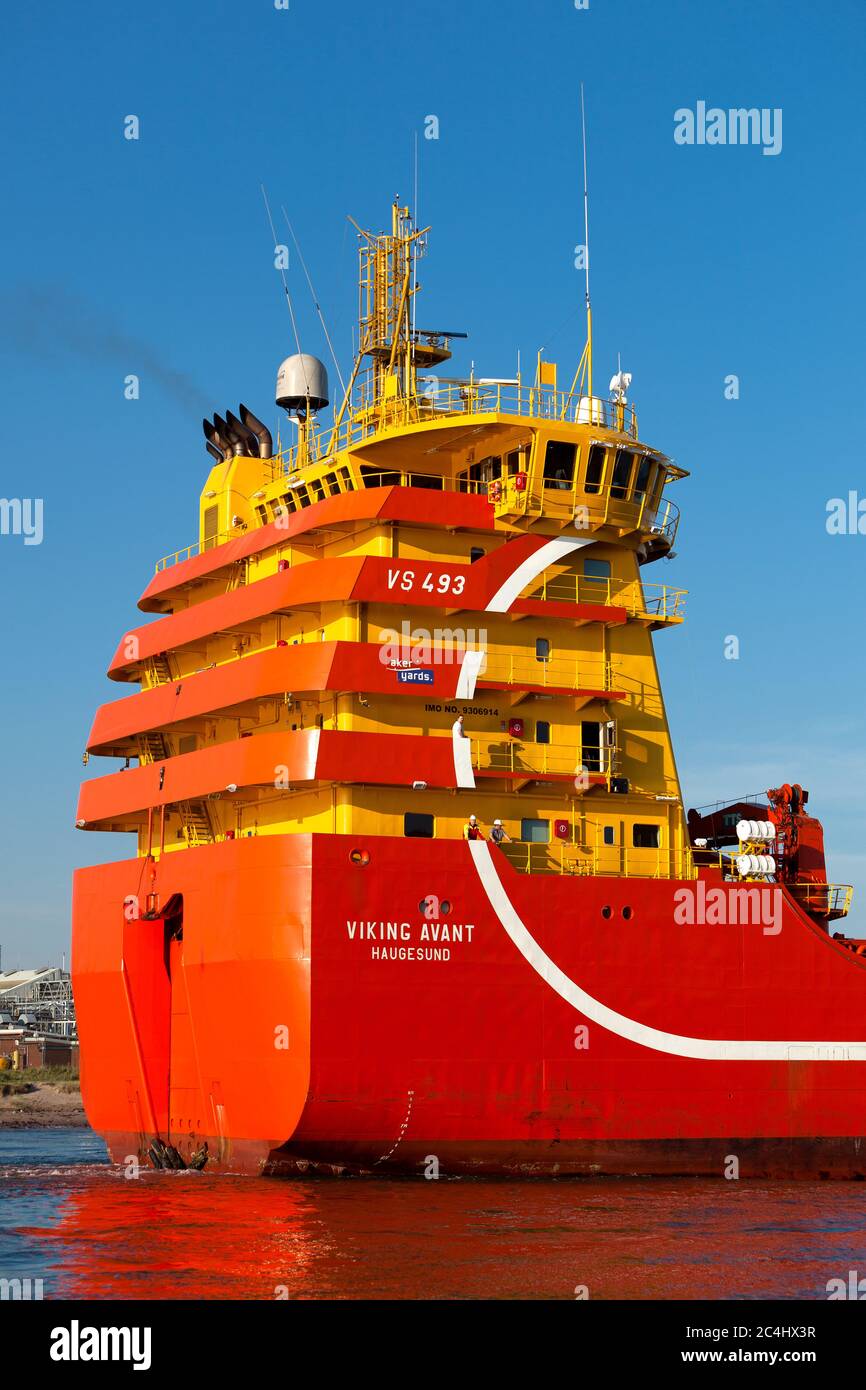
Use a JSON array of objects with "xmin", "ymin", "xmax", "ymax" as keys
[{"xmin": 275, "ymin": 354, "xmax": 329, "ymax": 415}]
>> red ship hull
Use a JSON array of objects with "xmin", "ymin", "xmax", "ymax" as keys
[{"xmin": 71, "ymin": 833, "xmax": 866, "ymax": 1178}]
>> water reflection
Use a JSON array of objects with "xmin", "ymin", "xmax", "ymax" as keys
[{"xmin": 1, "ymin": 1131, "xmax": 861, "ymax": 1300}]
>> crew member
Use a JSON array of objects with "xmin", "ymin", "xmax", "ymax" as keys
[
  {"xmin": 490, "ymin": 819, "xmax": 511, "ymax": 845},
  {"xmin": 463, "ymin": 814, "xmax": 484, "ymax": 841}
]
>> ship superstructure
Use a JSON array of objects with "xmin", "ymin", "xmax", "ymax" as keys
[{"xmin": 72, "ymin": 202, "xmax": 863, "ymax": 1178}]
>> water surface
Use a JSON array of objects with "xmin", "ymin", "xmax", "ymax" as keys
[{"xmin": 1, "ymin": 1130, "xmax": 863, "ymax": 1299}]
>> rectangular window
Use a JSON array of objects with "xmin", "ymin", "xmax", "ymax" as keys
[
  {"xmin": 479, "ymin": 456, "xmax": 502, "ymax": 482},
  {"xmin": 543, "ymin": 440, "xmax": 576, "ymax": 489},
  {"xmin": 633, "ymin": 823, "xmax": 661, "ymax": 848},
  {"xmin": 583, "ymin": 558, "xmax": 611, "ymax": 580},
  {"xmin": 611, "ymin": 449, "xmax": 634, "ymax": 499},
  {"xmin": 536, "ymin": 720, "xmax": 551, "ymax": 744},
  {"xmin": 521, "ymin": 818, "xmax": 550, "ymax": 843},
  {"xmin": 361, "ymin": 466, "xmax": 400, "ymax": 487},
  {"xmin": 412, "ymin": 474, "xmax": 444, "ymax": 490},
  {"xmin": 535, "ymin": 637, "xmax": 550, "ymax": 663},
  {"xmin": 338, "ymin": 467, "xmax": 353, "ymax": 491},
  {"xmin": 635, "ymin": 456, "xmax": 653, "ymax": 498},
  {"xmin": 603, "ymin": 825, "xmax": 615, "ymax": 846},
  {"xmin": 404, "ymin": 813, "xmax": 435, "ymax": 838},
  {"xmin": 583, "ymin": 445, "xmax": 605, "ymax": 494}
]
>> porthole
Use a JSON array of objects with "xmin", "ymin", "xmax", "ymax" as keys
[
  {"xmin": 601, "ymin": 905, "xmax": 612, "ymax": 919},
  {"xmin": 622, "ymin": 906, "xmax": 633, "ymax": 921},
  {"xmin": 349, "ymin": 849, "xmax": 370, "ymax": 867}
]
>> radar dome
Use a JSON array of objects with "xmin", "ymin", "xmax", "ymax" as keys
[{"xmin": 276, "ymin": 354, "xmax": 329, "ymax": 415}]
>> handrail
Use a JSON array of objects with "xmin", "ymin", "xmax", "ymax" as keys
[
  {"xmin": 469, "ymin": 738, "xmax": 617, "ymax": 780},
  {"xmin": 304, "ymin": 382, "xmax": 639, "ymax": 468},
  {"xmin": 480, "ymin": 653, "xmax": 619, "ymax": 691},
  {"xmin": 786, "ymin": 882, "xmax": 854, "ymax": 917},
  {"xmin": 529, "ymin": 573, "xmax": 686, "ymax": 620},
  {"xmin": 498, "ymin": 840, "xmax": 698, "ymax": 880}
]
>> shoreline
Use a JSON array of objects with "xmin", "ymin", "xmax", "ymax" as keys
[{"xmin": 0, "ymin": 1081, "xmax": 88, "ymax": 1129}]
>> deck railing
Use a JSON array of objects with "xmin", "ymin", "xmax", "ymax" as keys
[
  {"xmin": 529, "ymin": 574, "xmax": 686, "ymax": 620},
  {"xmin": 470, "ymin": 738, "xmax": 616, "ymax": 780},
  {"xmin": 498, "ymin": 840, "xmax": 698, "ymax": 880},
  {"xmin": 479, "ymin": 653, "xmax": 618, "ymax": 691}
]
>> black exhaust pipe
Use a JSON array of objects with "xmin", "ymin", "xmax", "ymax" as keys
[
  {"xmin": 239, "ymin": 403, "xmax": 274, "ymax": 460},
  {"xmin": 225, "ymin": 409, "xmax": 259, "ymax": 458}
]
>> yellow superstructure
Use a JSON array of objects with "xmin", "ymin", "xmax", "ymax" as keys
[{"xmin": 115, "ymin": 202, "xmax": 691, "ymax": 878}]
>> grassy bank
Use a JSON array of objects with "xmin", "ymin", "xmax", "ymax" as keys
[{"xmin": 0, "ymin": 1065, "xmax": 79, "ymax": 1096}]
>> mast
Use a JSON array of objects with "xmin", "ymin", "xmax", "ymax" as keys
[{"xmin": 580, "ymin": 82, "xmax": 593, "ymax": 403}]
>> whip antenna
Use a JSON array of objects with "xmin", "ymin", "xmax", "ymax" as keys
[
  {"xmin": 281, "ymin": 205, "xmax": 348, "ymax": 400},
  {"xmin": 580, "ymin": 82, "xmax": 593, "ymax": 402},
  {"xmin": 260, "ymin": 183, "xmax": 310, "ymax": 399}
]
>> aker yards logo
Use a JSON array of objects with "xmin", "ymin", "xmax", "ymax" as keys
[{"xmin": 396, "ymin": 667, "xmax": 434, "ymax": 685}]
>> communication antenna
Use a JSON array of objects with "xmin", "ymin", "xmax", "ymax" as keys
[
  {"xmin": 580, "ymin": 81, "xmax": 593, "ymax": 402},
  {"xmin": 412, "ymin": 132, "xmax": 420, "ymax": 338},
  {"xmin": 281, "ymin": 206, "xmax": 348, "ymax": 400},
  {"xmin": 563, "ymin": 83, "xmax": 595, "ymax": 418},
  {"xmin": 260, "ymin": 184, "xmax": 310, "ymax": 399}
]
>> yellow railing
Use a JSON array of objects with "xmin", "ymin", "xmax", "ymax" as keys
[
  {"xmin": 335, "ymin": 381, "xmax": 639, "ymax": 453},
  {"xmin": 479, "ymin": 653, "xmax": 618, "ymax": 691},
  {"xmin": 498, "ymin": 840, "xmax": 698, "ymax": 880},
  {"xmin": 491, "ymin": 474, "xmax": 680, "ymax": 546},
  {"xmin": 156, "ymin": 522, "xmax": 250, "ymax": 573},
  {"xmin": 470, "ymin": 739, "xmax": 615, "ymax": 779},
  {"xmin": 530, "ymin": 574, "xmax": 687, "ymax": 621},
  {"xmin": 787, "ymin": 883, "xmax": 853, "ymax": 918}
]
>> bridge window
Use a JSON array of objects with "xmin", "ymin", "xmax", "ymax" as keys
[
  {"xmin": 632, "ymin": 823, "xmax": 660, "ymax": 848},
  {"xmin": 412, "ymin": 474, "xmax": 444, "ymax": 490},
  {"xmin": 535, "ymin": 721, "xmax": 551, "ymax": 744},
  {"xmin": 521, "ymin": 818, "xmax": 550, "ymax": 843},
  {"xmin": 543, "ymin": 440, "xmax": 576, "ymax": 489},
  {"xmin": 583, "ymin": 445, "xmax": 605, "ymax": 494},
  {"xmin": 583, "ymin": 558, "xmax": 611, "ymax": 579},
  {"xmin": 635, "ymin": 455, "xmax": 653, "ymax": 498},
  {"xmin": 611, "ymin": 449, "xmax": 635, "ymax": 499},
  {"xmin": 361, "ymin": 465, "xmax": 401, "ymax": 487},
  {"xmin": 405, "ymin": 813, "xmax": 435, "ymax": 838}
]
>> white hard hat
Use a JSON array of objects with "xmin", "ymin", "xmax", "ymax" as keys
[
  {"xmin": 469, "ymin": 815, "xmax": 477, "ymax": 822},
  {"xmin": 494, "ymin": 819, "xmax": 502, "ymax": 826}
]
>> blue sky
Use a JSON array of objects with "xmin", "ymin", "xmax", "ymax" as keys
[{"xmin": 1, "ymin": 0, "xmax": 864, "ymax": 963}]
